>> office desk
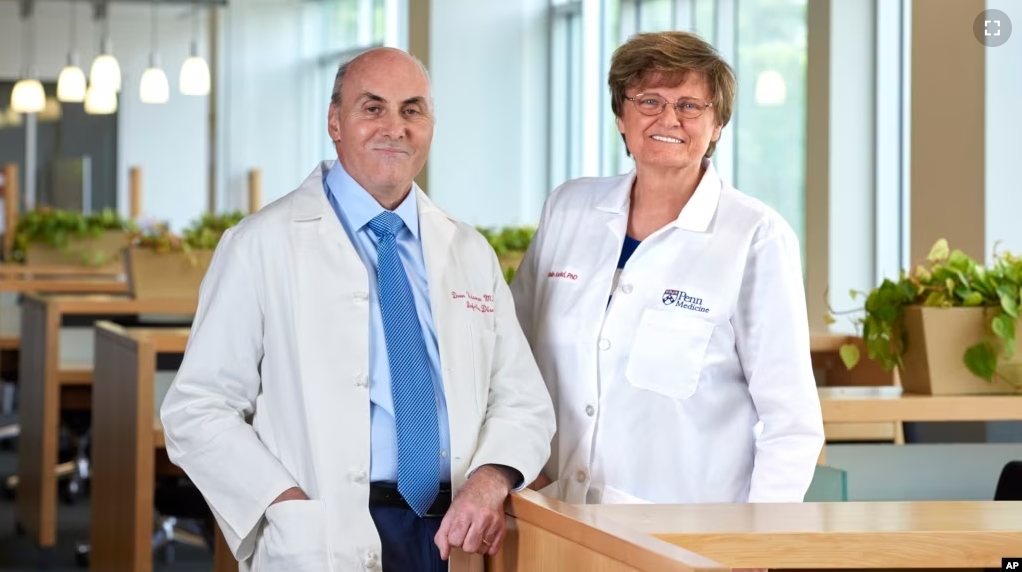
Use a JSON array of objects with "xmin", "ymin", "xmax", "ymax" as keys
[
  {"xmin": 0, "ymin": 269, "xmax": 128, "ymax": 354},
  {"xmin": 15, "ymin": 294, "xmax": 196, "ymax": 549},
  {"xmin": 489, "ymin": 490, "xmax": 1021, "ymax": 570},
  {"xmin": 822, "ymin": 393, "xmax": 1022, "ymax": 423},
  {"xmin": 92, "ymin": 322, "xmax": 235, "ymax": 572}
]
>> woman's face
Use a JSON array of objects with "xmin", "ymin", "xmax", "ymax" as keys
[{"xmin": 616, "ymin": 72, "xmax": 722, "ymax": 173}]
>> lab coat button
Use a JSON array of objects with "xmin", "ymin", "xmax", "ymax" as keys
[
  {"xmin": 585, "ymin": 405, "xmax": 595, "ymax": 417},
  {"xmin": 598, "ymin": 338, "xmax": 611, "ymax": 350},
  {"xmin": 363, "ymin": 551, "xmax": 379, "ymax": 569},
  {"xmin": 354, "ymin": 374, "xmax": 368, "ymax": 387},
  {"xmin": 351, "ymin": 471, "xmax": 368, "ymax": 483},
  {"xmin": 575, "ymin": 470, "xmax": 586, "ymax": 483},
  {"xmin": 353, "ymin": 291, "xmax": 369, "ymax": 302},
  {"xmin": 621, "ymin": 283, "xmax": 633, "ymax": 294}
]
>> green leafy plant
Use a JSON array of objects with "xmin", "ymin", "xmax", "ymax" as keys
[
  {"xmin": 130, "ymin": 211, "xmax": 246, "ymax": 259},
  {"xmin": 12, "ymin": 207, "xmax": 136, "ymax": 265},
  {"xmin": 828, "ymin": 238, "xmax": 1021, "ymax": 387},
  {"xmin": 477, "ymin": 225, "xmax": 536, "ymax": 283}
]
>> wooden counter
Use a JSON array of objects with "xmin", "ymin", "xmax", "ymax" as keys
[
  {"xmin": 489, "ymin": 490, "xmax": 1021, "ymax": 570},
  {"xmin": 587, "ymin": 500, "xmax": 1021, "ymax": 568}
]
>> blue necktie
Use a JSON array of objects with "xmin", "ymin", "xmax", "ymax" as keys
[{"xmin": 367, "ymin": 211, "xmax": 441, "ymax": 517}]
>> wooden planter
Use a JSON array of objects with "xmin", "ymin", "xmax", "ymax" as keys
[
  {"xmin": 24, "ymin": 230, "xmax": 129, "ymax": 272},
  {"xmin": 900, "ymin": 306, "xmax": 1022, "ymax": 395},
  {"xmin": 124, "ymin": 248, "xmax": 214, "ymax": 300}
]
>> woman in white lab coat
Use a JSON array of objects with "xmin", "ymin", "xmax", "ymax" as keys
[{"xmin": 510, "ymin": 31, "xmax": 825, "ymax": 506}]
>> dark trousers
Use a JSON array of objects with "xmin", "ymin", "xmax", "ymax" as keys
[{"xmin": 369, "ymin": 504, "xmax": 446, "ymax": 571}]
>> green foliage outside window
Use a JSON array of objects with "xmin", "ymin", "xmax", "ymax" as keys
[{"xmin": 477, "ymin": 226, "xmax": 536, "ymax": 283}]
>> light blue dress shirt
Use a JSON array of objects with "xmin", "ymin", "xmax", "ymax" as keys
[{"xmin": 323, "ymin": 162, "xmax": 452, "ymax": 484}]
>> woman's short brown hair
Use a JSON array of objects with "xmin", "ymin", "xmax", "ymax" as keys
[{"xmin": 608, "ymin": 31, "xmax": 736, "ymax": 158}]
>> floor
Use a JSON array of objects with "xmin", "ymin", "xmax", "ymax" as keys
[{"xmin": 0, "ymin": 440, "xmax": 214, "ymax": 571}]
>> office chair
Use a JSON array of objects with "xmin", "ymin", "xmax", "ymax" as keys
[
  {"xmin": 994, "ymin": 460, "xmax": 1021, "ymax": 501},
  {"xmin": 75, "ymin": 476, "xmax": 215, "ymax": 567}
]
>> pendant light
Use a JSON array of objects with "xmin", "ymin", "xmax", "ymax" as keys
[
  {"xmin": 89, "ymin": 2, "xmax": 121, "ymax": 93},
  {"xmin": 179, "ymin": 4, "xmax": 210, "ymax": 96},
  {"xmin": 57, "ymin": 0, "xmax": 87, "ymax": 102},
  {"xmin": 139, "ymin": 0, "xmax": 169, "ymax": 104},
  {"xmin": 11, "ymin": 0, "xmax": 45, "ymax": 114},
  {"xmin": 84, "ymin": 84, "xmax": 117, "ymax": 114}
]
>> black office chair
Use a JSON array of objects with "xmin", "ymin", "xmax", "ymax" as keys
[
  {"xmin": 75, "ymin": 476, "xmax": 215, "ymax": 567},
  {"xmin": 994, "ymin": 460, "xmax": 1022, "ymax": 501}
]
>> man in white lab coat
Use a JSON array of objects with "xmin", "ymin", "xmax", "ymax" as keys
[{"xmin": 160, "ymin": 47, "xmax": 555, "ymax": 572}]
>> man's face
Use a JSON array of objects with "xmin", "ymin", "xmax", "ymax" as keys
[{"xmin": 328, "ymin": 51, "xmax": 434, "ymax": 196}]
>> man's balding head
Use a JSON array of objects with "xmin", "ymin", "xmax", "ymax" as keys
[
  {"xmin": 326, "ymin": 47, "xmax": 435, "ymax": 208},
  {"xmin": 331, "ymin": 48, "xmax": 432, "ymax": 109}
]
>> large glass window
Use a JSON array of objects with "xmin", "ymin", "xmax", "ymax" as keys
[
  {"xmin": 549, "ymin": 1, "xmax": 584, "ymax": 190},
  {"xmin": 733, "ymin": 0, "xmax": 808, "ymax": 246},
  {"xmin": 318, "ymin": 0, "xmax": 392, "ymax": 159}
]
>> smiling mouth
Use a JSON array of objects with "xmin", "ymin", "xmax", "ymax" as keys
[{"xmin": 650, "ymin": 135, "xmax": 684, "ymax": 144}]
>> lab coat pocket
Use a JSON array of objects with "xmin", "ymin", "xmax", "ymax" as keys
[
  {"xmin": 625, "ymin": 309, "xmax": 714, "ymax": 400},
  {"xmin": 470, "ymin": 324, "xmax": 496, "ymax": 415},
  {"xmin": 258, "ymin": 499, "xmax": 331, "ymax": 572}
]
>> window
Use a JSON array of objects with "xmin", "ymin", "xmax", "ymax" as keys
[
  {"xmin": 318, "ymin": 0, "xmax": 393, "ymax": 159},
  {"xmin": 549, "ymin": 1, "xmax": 584, "ymax": 190},
  {"xmin": 733, "ymin": 0, "xmax": 808, "ymax": 247}
]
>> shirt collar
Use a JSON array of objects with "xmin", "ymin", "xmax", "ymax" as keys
[
  {"xmin": 324, "ymin": 161, "xmax": 420, "ymax": 238},
  {"xmin": 673, "ymin": 158, "xmax": 722, "ymax": 233}
]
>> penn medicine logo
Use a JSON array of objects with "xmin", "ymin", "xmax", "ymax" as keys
[{"xmin": 662, "ymin": 289, "xmax": 709, "ymax": 313}]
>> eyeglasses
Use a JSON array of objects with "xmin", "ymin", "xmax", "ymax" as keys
[{"xmin": 625, "ymin": 93, "xmax": 714, "ymax": 119}]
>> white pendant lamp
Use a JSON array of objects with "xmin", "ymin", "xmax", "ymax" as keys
[
  {"xmin": 179, "ymin": 7, "xmax": 210, "ymax": 96},
  {"xmin": 57, "ymin": 2, "xmax": 86, "ymax": 102},
  {"xmin": 11, "ymin": 75, "xmax": 46, "ymax": 114},
  {"xmin": 140, "ymin": 54, "xmax": 170, "ymax": 104},
  {"xmin": 140, "ymin": 0, "xmax": 168, "ymax": 104},
  {"xmin": 57, "ymin": 55, "xmax": 87, "ymax": 103},
  {"xmin": 89, "ymin": 4, "xmax": 121, "ymax": 95},
  {"xmin": 179, "ymin": 42, "xmax": 210, "ymax": 96},
  {"xmin": 11, "ymin": 0, "xmax": 45, "ymax": 114},
  {"xmin": 84, "ymin": 84, "xmax": 117, "ymax": 114}
]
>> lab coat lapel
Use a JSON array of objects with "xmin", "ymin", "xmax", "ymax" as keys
[
  {"xmin": 592, "ymin": 172, "xmax": 634, "ymax": 280},
  {"xmin": 416, "ymin": 187, "xmax": 456, "ymax": 369},
  {"xmin": 288, "ymin": 162, "xmax": 370, "ymax": 496}
]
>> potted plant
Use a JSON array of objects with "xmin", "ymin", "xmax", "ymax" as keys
[
  {"xmin": 12, "ymin": 207, "xmax": 135, "ymax": 270},
  {"xmin": 124, "ymin": 211, "xmax": 246, "ymax": 300},
  {"xmin": 477, "ymin": 225, "xmax": 536, "ymax": 283},
  {"xmin": 829, "ymin": 238, "xmax": 1021, "ymax": 394}
]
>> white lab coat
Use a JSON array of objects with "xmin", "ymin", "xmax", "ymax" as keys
[
  {"xmin": 160, "ymin": 161, "xmax": 555, "ymax": 571},
  {"xmin": 510, "ymin": 162, "xmax": 824, "ymax": 506}
]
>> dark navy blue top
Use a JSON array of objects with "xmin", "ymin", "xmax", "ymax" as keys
[{"xmin": 617, "ymin": 235, "xmax": 642, "ymax": 268}]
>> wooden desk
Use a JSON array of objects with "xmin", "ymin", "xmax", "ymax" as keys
[
  {"xmin": 810, "ymin": 333, "xmax": 904, "ymax": 444},
  {"xmin": 821, "ymin": 393, "xmax": 1022, "ymax": 423},
  {"xmin": 15, "ymin": 294, "xmax": 196, "ymax": 548},
  {"xmin": 490, "ymin": 490, "xmax": 1022, "ymax": 570},
  {"xmin": 92, "ymin": 322, "xmax": 235, "ymax": 572},
  {"xmin": 0, "ymin": 270, "xmax": 129, "ymax": 354}
]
